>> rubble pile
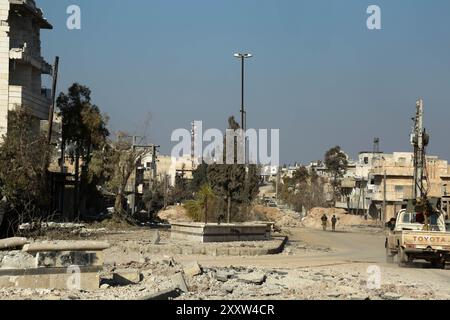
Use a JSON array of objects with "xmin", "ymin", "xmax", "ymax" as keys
[
  {"xmin": 157, "ymin": 206, "xmax": 192, "ymax": 223},
  {"xmin": 0, "ymin": 258, "xmax": 444, "ymax": 300},
  {"xmin": 252, "ymin": 205, "xmax": 302, "ymax": 228}
]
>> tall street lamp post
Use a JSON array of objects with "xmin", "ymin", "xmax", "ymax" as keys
[{"xmin": 234, "ymin": 53, "xmax": 252, "ymax": 164}]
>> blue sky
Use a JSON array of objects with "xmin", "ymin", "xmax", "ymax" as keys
[{"xmin": 38, "ymin": 0, "xmax": 450, "ymax": 164}]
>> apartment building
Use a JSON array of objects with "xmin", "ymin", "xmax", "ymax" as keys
[
  {"xmin": 0, "ymin": 0, "xmax": 52, "ymax": 138},
  {"xmin": 338, "ymin": 152, "xmax": 450, "ymax": 222}
]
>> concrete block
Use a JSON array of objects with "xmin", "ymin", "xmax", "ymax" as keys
[
  {"xmin": 112, "ymin": 269, "xmax": 142, "ymax": 286},
  {"xmin": 205, "ymin": 247, "xmax": 217, "ymax": 256},
  {"xmin": 22, "ymin": 241, "xmax": 110, "ymax": 253},
  {"xmin": 0, "ymin": 268, "xmax": 100, "ymax": 291},
  {"xmin": 170, "ymin": 272, "xmax": 188, "ymax": 292},
  {"xmin": 237, "ymin": 272, "xmax": 267, "ymax": 285},
  {"xmin": 0, "ymin": 251, "xmax": 35, "ymax": 269},
  {"xmin": 216, "ymin": 248, "xmax": 230, "ymax": 256},
  {"xmin": 0, "ymin": 237, "xmax": 28, "ymax": 250},
  {"xmin": 183, "ymin": 261, "xmax": 202, "ymax": 277}
]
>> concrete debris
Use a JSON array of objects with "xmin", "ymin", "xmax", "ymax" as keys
[
  {"xmin": 0, "ymin": 251, "xmax": 35, "ymax": 269},
  {"xmin": 183, "ymin": 262, "xmax": 202, "ymax": 277},
  {"xmin": 214, "ymin": 270, "xmax": 235, "ymax": 282},
  {"xmin": 151, "ymin": 230, "xmax": 160, "ymax": 245},
  {"xmin": 381, "ymin": 292, "xmax": 403, "ymax": 300},
  {"xmin": 0, "ymin": 224, "xmax": 446, "ymax": 300},
  {"xmin": 19, "ymin": 222, "xmax": 85, "ymax": 232},
  {"xmin": 0, "ymin": 238, "xmax": 28, "ymax": 251},
  {"xmin": 222, "ymin": 283, "xmax": 235, "ymax": 294},
  {"xmin": 236, "ymin": 272, "xmax": 267, "ymax": 285},
  {"xmin": 170, "ymin": 272, "xmax": 189, "ymax": 293},
  {"xmin": 112, "ymin": 269, "xmax": 142, "ymax": 286}
]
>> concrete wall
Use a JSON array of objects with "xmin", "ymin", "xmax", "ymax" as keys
[{"xmin": 0, "ymin": 0, "xmax": 9, "ymax": 138}]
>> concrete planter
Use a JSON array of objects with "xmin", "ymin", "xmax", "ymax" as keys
[{"xmin": 171, "ymin": 222, "xmax": 271, "ymax": 243}]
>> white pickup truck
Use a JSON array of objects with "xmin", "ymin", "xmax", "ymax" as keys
[{"xmin": 385, "ymin": 209, "xmax": 450, "ymax": 268}]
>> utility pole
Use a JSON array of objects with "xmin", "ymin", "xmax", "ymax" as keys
[
  {"xmin": 151, "ymin": 144, "xmax": 160, "ymax": 186},
  {"xmin": 47, "ymin": 56, "xmax": 59, "ymax": 145},
  {"xmin": 276, "ymin": 167, "xmax": 281, "ymax": 202},
  {"xmin": 383, "ymin": 170, "xmax": 387, "ymax": 222},
  {"xmin": 412, "ymin": 99, "xmax": 427, "ymax": 200}
]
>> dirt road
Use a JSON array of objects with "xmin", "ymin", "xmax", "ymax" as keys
[{"xmin": 178, "ymin": 228, "xmax": 386, "ymax": 268}]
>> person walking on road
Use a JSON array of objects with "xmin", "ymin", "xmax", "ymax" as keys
[
  {"xmin": 331, "ymin": 215, "xmax": 338, "ymax": 231},
  {"xmin": 321, "ymin": 214, "xmax": 328, "ymax": 231}
]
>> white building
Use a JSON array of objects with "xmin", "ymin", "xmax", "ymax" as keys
[{"xmin": 0, "ymin": 0, "xmax": 52, "ymax": 138}]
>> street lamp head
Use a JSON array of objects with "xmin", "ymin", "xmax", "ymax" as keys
[{"xmin": 234, "ymin": 53, "xmax": 253, "ymax": 59}]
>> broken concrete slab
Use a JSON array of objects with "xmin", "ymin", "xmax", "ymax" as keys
[
  {"xmin": 170, "ymin": 272, "xmax": 188, "ymax": 292},
  {"xmin": 112, "ymin": 269, "xmax": 142, "ymax": 286},
  {"xmin": 151, "ymin": 230, "xmax": 160, "ymax": 245},
  {"xmin": 0, "ymin": 267, "xmax": 100, "ymax": 291},
  {"xmin": 215, "ymin": 270, "xmax": 236, "ymax": 282},
  {"xmin": 183, "ymin": 261, "xmax": 202, "ymax": 277},
  {"xmin": 0, "ymin": 237, "xmax": 28, "ymax": 250},
  {"xmin": 0, "ymin": 251, "xmax": 35, "ymax": 269},
  {"xmin": 237, "ymin": 272, "xmax": 267, "ymax": 285},
  {"xmin": 22, "ymin": 241, "xmax": 110, "ymax": 253},
  {"xmin": 18, "ymin": 222, "xmax": 85, "ymax": 232}
]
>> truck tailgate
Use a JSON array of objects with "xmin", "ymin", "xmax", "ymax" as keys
[{"xmin": 403, "ymin": 231, "xmax": 450, "ymax": 250}]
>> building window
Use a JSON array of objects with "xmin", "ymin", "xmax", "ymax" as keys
[{"xmin": 395, "ymin": 186, "xmax": 404, "ymax": 193}]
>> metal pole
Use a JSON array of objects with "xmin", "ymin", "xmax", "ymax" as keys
[
  {"xmin": 47, "ymin": 56, "xmax": 59, "ymax": 145},
  {"xmin": 383, "ymin": 170, "xmax": 387, "ymax": 222},
  {"xmin": 241, "ymin": 57, "xmax": 245, "ymax": 132},
  {"xmin": 415, "ymin": 99, "xmax": 424, "ymax": 199},
  {"xmin": 240, "ymin": 57, "xmax": 246, "ymax": 165}
]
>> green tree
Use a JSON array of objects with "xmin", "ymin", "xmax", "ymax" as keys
[
  {"xmin": 280, "ymin": 166, "xmax": 327, "ymax": 212},
  {"xmin": 324, "ymin": 146, "xmax": 348, "ymax": 204},
  {"xmin": 191, "ymin": 161, "xmax": 209, "ymax": 193},
  {"xmin": 206, "ymin": 116, "xmax": 260, "ymax": 222},
  {"xmin": 0, "ymin": 109, "xmax": 51, "ymax": 236},
  {"xmin": 184, "ymin": 184, "xmax": 218, "ymax": 223},
  {"xmin": 57, "ymin": 83, "xmax": 109, "ymax": 217},
  {"xmin": 143, "ymin": 180, "xmax": 165, "ymax": 217}
]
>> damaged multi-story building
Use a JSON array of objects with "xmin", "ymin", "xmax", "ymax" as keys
[
  {"xmin": 337, "ymin": 151, "xmax": 450, "ymax": 222},
  {"xmin": 0, "ymin": 0, "xmax": 52, "ymax": 138}
]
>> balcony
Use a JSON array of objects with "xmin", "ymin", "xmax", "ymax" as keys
[
  {"xmin": 8, "ymin": 85, "xmax": 51, "ymax": 120},
  {"xmin": 371, "ymin": 165, "xmax": 413, "ymax": 177},
  {"xmin": 10, "ymin": 48, "xmax": 52, "ymax": 75}
]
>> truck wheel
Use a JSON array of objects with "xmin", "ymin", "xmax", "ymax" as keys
[
  {"xmin": 386, "ymin": 247, "xmax": 394, "ymax": 264},
  {"xmin": 398, "ymin": 247, "xmax": 408, "ymax": 267},
  {"xmin": 431, "ymin": 259, "xmax": 446, "ymax": 269}
]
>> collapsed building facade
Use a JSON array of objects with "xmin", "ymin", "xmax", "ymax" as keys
[{"xmin": 0, "ymin": 0, "xmax": 52, "ymax": 138}]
